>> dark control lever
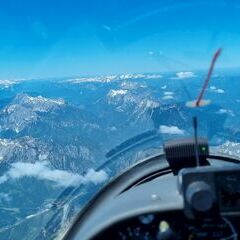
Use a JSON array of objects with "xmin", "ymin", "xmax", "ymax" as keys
[{"xmin": 157, "ymin": 221, "xmax": 177, "ymax": 240}]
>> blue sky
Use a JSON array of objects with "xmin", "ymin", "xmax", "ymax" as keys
[{"xmin": 0, "ymin": 0, "xmax": 240, "ymax": 78}]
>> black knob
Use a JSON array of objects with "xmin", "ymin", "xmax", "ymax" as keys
[{"xmin": 186, "ymin": 181, "xmax": 215, "ymax": 213}]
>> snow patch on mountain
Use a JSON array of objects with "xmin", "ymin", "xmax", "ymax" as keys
[
  {"xmin": 0, "ymin": 80, "xmax": 19, "ymax": 88},
  {"xmin": 0, "ymin": 193, "xmax": 11, "ymax": 203},
  {"xmin": 145, "ymin": 74, "xmax": 162, "ymax": 79},
  {"xmin": 65, "ymin": 75, "xmax": 117, "ymax": 83},
  {"xmin": 13, "ymin": 94, "xmax": 65, "ymax": 111},
  {"xmin": 1, "ymin": 104, "xmax": 38, "ymax": 133},
  {"xmin": 108, "ymin": 89, "xmax": 128, "ymax": 97},
  {"xmin": 108, "ymin": 90, "xmax": 159, "ymax": 110},
  {"xmin": 118, "ymin": 73, "xmax": 161, "ymax": 80},
  {"xmin": 0, "ymin": 138, "xmax": 21, "ymax": 148},
  {"xmin": 107, "ymin": 89, "xmax": 159, "ymax": 125},
  {"xmin": 121, "ymin": 81, "xmax": 146, "ymax": 90},
  {"xmin": 214, "ymin": 141, "xmax": 240, "ymax": 157},
  {"xmin": 119, "ymin": 73, "xmax": 145, "ymax": 80},
  {"xmin": 0, "ymin": 78, "xmax": 29, "ymax": 89},
  {"xmin": 0, "ymin": 137, "xmax": 48, "ymax": 164},
  {"xmin": 138, "ymin": 99, "xmax": 160, "ymax": 109},
  {"xmin": 65, "ymin": 73, "xmax": 162, "ymax": 84},
  {"xmin": 1, "ymin": 94, "xmax": 65, "ymax": 133},
  {"xmin": 0, "ymin": 137, "xmax": 94, "ymax": 173}
]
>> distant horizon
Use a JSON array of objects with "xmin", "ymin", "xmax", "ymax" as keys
[{"xmin": 1, "ymin": 66, "xmax": 240, "ymax": 81}]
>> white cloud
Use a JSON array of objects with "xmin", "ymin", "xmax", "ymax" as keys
[
  {"xmin": 161, "ymin": 85, "xmax": 167, "ymax": 89},
  {"xmin": 210, "ymin": 86, "xmax": 217, "ymax": 90},
  {"xmin": 159, "ymin": 125, "xmax": 185, "ymax": 135},
  {"xmin": 162, "ymin": 95, "xmax": 174, "ymax": 100},
  {"xmin": 164, "ymin": 91, "xmax": 174, "ymax": 96},
  {"xmin": 175, "ymin": 71, "xmax": 196, "ymax": 79},
  {"xmin": 83, "ymin": 169, "xmax": 108, "ymax": 184},
  {"xmin": 209, "ymin": 86, "xmax": 225, "ymax": 94},
  {"xmin": 102, "ymin": 25, "xmax": 112, "ymax": 31},
  {"xmin": 162, "ymin": 90, "xmax": 174, "ymax": 99},
  {"xmin": 217, "ymin": 109, "xmax": 234, "ymax": 116},
  {"xmin": 109, "ymin": 126, "xmax": 117, "ymax": 131},
  {"xmin": 215, "ymin": 89, "xmax": 224, "ymax": 93},
  {"xmin": 0, "ymin": 161, "xmax": 108, "ymax": 187},
  {"xmin": 218, "ymin": 109, "xmax": 227, "ymax": 114}
]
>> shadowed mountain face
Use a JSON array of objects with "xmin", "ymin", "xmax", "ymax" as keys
[
  {"xmin": 0, "ymin": 72, "xmax": 239, "ymax": 239},
  {"xmin": 151, "ymin": 102, "xmax": 227, "ymax": 141}
]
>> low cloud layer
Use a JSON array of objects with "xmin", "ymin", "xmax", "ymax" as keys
[
  {"xmin": 159, "ymin": 125, "xmax": 185, "ymax": 135},
  {"xmin": 0, "ymin": 161, "xmax": 108, "ymax": 187}
]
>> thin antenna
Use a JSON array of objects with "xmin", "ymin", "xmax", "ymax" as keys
[
  {"xmin": 186, "ymin": 48, "xmax": 222, "ymax": 108},
  {"xmin": 193, "ymin": 116, "xmax": 200, "ymax": 167},
  {"xmin": 196, "ymin": 48, "xmax": 222, "ymax": 107}
]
